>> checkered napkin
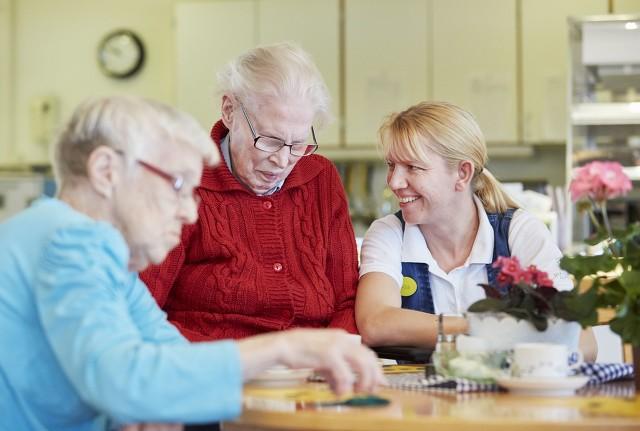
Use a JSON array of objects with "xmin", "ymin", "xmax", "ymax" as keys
[
  {"xmin": 572, "ymin": 362, "xmax": 634, "ymax": 385},
  {"xmin": 385, "ymin": 363, "xmax": 634, "ymax": 393},
  {"xmin": 385, "ymin": 373, "xmax": 500, "ymax": 393}
]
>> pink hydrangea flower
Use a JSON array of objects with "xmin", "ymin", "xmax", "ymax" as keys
[{"xmin": 569, "ymin": 161, "xmax": 632, "ymax": 203}]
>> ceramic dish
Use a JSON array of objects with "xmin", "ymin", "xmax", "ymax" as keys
[{"xmin": 496, "ymin": 375, "xmax": 590, "ymax": 397}]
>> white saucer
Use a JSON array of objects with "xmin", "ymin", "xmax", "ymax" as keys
[
  {"xmin": 248, "ymin": 367, "xmax": 313, "ymax": 388},
  {"xmin": 496, "ymin": 375, "xmax": 590, "ymax": 397}
]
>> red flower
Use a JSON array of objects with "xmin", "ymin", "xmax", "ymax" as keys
[
  {"xmin": 496, "ymin": 272, "xmax": 512, "ymax": 286},
  {"xmin": 492, "ymin": 256, "xmax": 554, "ymax": 289}
]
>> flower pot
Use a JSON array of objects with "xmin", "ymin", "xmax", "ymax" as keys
[{"xmin": 467, "ymin": 312, "xmax": 582, "ymax": 352}]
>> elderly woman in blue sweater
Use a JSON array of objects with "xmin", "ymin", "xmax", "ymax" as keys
[{"xmin": 0, "ymin": 96, "xmax": 383, "ymax": 431}]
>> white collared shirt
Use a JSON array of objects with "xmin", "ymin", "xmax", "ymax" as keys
[{"xmin": 359, "ymin": 195, "xmax": 571, "ymax": 315}]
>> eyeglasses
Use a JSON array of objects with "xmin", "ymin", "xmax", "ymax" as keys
[
  {"xmin": 238, "ymin": 102, "xmax": 318, "ymax": 157},
  {"xmin": 114, "ymin": 149, "xmax": 200, "ymax": 206}
]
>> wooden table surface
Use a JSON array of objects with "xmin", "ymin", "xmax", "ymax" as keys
[{"xmin": 223, "ymin": 371, "xmax": 640, "ymax": 431}]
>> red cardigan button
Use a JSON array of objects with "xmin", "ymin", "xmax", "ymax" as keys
[
  {"xmin": 273, "ymin": 262, "xmax": 283, "ymax": 272},
  {"xmin": 263, "ymin": 201, "xmax": 273, "ymax": 209}
]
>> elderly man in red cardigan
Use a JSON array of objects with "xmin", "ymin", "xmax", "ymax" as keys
[{"xmin": 141, "ymin": 42, "xmax": 359, "ymax": 341}]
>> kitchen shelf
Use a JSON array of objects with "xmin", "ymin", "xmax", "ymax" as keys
[
  {"xmin": 571, "ymin": 103, "xmax": 640, "ymax": 125},
  {"xmin": 623, "ymin": 166, "xmax": 640, "ymax": 182},
  {"xmin": 566, "ymin": 14, "xmax": 640, "ymax": 247}
]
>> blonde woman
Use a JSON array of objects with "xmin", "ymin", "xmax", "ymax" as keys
[{"xmin": 355, "ymin": 101, "xmax": 596, "ymax": 360}]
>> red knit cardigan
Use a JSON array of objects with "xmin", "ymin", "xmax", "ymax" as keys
[{"xmin": 141, "ymin": 121, "xmax": 359, "ymax": 341}]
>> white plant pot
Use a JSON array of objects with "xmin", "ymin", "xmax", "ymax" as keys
[{"xmin": 467, "ymin": 312, "xmax": 581, "ymax": 352}]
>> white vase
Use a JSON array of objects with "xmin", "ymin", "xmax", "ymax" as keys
[{"xmin": 466, "ymin": 312, "xmax": 581, "ymax": 352}]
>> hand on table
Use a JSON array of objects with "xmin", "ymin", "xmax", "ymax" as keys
[{"xmin": 238, "ymin": 329, "xmax": 386, "ymax": 396}]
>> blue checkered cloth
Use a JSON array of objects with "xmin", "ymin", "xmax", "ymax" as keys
[
  {"xmin": 572, "ymin": 362, "xmax": 634, "ymax": 385},
  {"xmin": 385, "ymin": 362, "xmax": 634, "ymax": 393},
  {"xmin": 385, "ymin": 373, "xmax": 500, "ymax": 393}
]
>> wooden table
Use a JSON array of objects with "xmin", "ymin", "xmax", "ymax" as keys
[{"xmin": 223, "ymin": 374, "xmax": 640, "ymax": 431}]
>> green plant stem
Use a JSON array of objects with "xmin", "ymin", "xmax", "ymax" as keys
[
  {"xmin": 601, "ymin": 200, "xmax": 613, "ymax": 239},
  {"xmin": 587, "ymin": 209, "xmax": 602, "ymax": 233}
]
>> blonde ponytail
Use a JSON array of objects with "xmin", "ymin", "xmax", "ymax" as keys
[{"xmin": 474, "ymin": 168, "xmax": 519, "ymax": 213}]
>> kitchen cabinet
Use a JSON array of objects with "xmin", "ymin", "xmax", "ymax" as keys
[
  {"xmin": 521, "ymin": 0, "xmax": 607, "ymax": 144},
  {"xmin": 176, "ymin": 0, "xmax": 257, "ymax": 131},
  {"xmin": 0, "ymin": 0, "xmax": 12, "ymax": 166},
  {"xmin": 432, "ymin": 0, "xmax": 517, "ymax": 144},
  {"xmin": 258, "ymin": 0, "xmax": 340, "ymax": 147},
  {"xmin": 614, "ymin": 0, "xmax": 640, "ymax": 13},
  {"xmin": 344, "ymin": 0, "xmax": 430, "ymax": 147}
]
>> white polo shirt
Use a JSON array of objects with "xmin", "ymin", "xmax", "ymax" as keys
[{"xmin": 359, "ymin": 195, "xmax": 571, "ymax": 315}]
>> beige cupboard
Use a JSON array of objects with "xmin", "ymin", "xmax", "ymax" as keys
[
  {"xmin": 5, "ymin": 0, "xmax": 640, "ymax": 166},
  {"xmin": 344, "ymin": 0, "xmax": 430, "ymax": 147},
  {"xmin": 521, "ymin": 0, "xmax": 608, "ymax": 144}
]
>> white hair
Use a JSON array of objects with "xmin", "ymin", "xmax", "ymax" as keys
[
  {"xmin": 52, "ymin": 96, "xmax": 216, "ymax": 187},
  {"xmin": 217, "ymin": 42, "xmax": 332, "ymax": 128}
]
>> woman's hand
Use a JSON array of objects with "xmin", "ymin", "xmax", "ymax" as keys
[{"xmin": 238, "ymin": 329, "xmax": 386, "ymax": 396}]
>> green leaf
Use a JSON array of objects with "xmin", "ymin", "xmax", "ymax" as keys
[
  {"xmin": 552, "ymin": 287, "xmax": 598, "ymax": 327},
  {"xmin": 598, "ymin": 279, "xmax": 627, "ymax": 307},
  {"xmin": 608, "ymin": 297, "xmax": 640, "ymax": 346},
  {"xmin": 560, "ymin": 254, "xmax": 618, "ymax": 283},
  {"xmin": 504, "ymin": 308, "xmax": 529, "ymax": 321},
  {"xmin": 529, "ymin": 312, "xmax": 549, "ymax": 331},
  {"xmin": 619, "ymin": 270, "xmax": 640, "ymax": 298},
  {"xmin": 610, "ymin": 313, "xmax": 640, "ymax": 346},
  {"xmin": 467, "ymin": 298, "xmax": 507, "ymax": 313}
]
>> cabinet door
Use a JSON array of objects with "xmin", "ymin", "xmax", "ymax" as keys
[
  {"xmin": 614, "ymin": 0, "xmax": 640, "ymax": 12},
  {"xmin": 432, "ymin": 0, "xmax": 517, "ymax": 143},
  {"xmin": 522, "ymin": 0, "xmax": 607, "ymax": 143},
  {"xmin": 0, "ymin": 0, "xmax": 11, "ymax": 166},
  {"xmin": 345, "ymin": 0, "xmax": 430, "ymax": 147},
  {"xmin": 176, "ymin": 1, "xmax": 257, "ymax": 131},
  {"xmin": 258, "ymin": 0, "xmax": 340, "ymax": 147}
]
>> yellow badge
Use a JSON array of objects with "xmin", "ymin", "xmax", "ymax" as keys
[{"xmin": 400, "ymin": 276, "xmax": 418, "ymax": 297}]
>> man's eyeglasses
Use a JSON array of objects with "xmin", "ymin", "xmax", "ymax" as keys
[
  {"xmin": 114, "ymin": 149, "xmax": 199, "ymax": 206},
  {"xmin": 239, "ymin": 102, "xmax": 318, "ymax": 157}
]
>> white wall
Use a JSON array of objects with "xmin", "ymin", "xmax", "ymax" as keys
[
  {"xmin": 10, "ymin": 0, "xmax": 178, "ymax": 165},
  {"xmin": 0, "ymin": 0, "xmax": 12, "ymax": 165}
]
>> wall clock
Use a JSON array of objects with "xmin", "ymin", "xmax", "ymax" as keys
[{"xmin": 97, "ymin": 29, "xmax": 145, "ymax": 79}]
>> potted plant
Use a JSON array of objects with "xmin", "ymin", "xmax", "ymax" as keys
[
  {"xmin": 559, "ymin": 160, "xmax": 640, "ymax": 386},
  {"xmin": 466, "ymin": 256, "xmax": 596, "ymax": 352}
]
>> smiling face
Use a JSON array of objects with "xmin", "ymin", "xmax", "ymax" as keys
[
  {"xmin": 222, "ymin": 96, "xmax": 314, "ymax": 195},
  {"xmin": 386, "ymin": 150, "xmax": 462, "ymax": 226}
]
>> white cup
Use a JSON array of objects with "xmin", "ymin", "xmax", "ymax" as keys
[{"xmin": 511, "ymin": 343, "xmax": 578, "ymax": 378}]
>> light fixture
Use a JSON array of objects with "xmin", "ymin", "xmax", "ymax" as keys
[{"xmin": 624, "ymin": 22, "xmax": 639, "ymax": 30}]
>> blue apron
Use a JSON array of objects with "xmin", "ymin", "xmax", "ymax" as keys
[{"xmin": 396, "ymin": 208, "xmax": 515, "ymax": 313}]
